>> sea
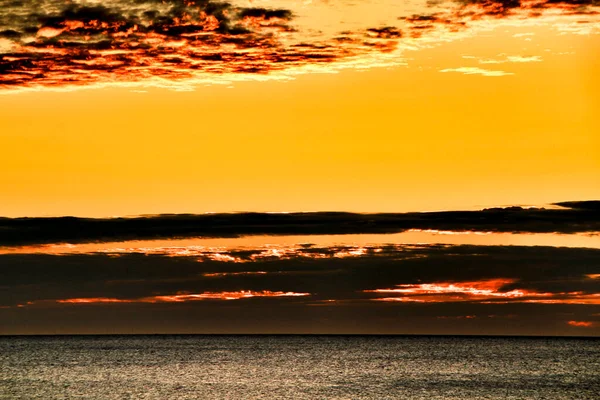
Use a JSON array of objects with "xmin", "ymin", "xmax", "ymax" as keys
[{"xmin": 1, "ymin": 335, "xmax": 599, "ymax": 399}]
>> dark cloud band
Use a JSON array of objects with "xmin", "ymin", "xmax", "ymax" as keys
[
  {"xmin": 1, "ymin": 244, "xmax": 598, "ymax": 334},
  {"xmin": 0, "ymin": 201, "xmax": 598, "ymax": 246},
  {"xmin": 2, "ymin": 243, "xmax": 599, "ymax": 305}
]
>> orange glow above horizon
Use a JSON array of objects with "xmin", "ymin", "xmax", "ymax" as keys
[
  {"xmin": 0, "ymin": 0, "xmax": 598, "ymax": 219},
  {"xmin": 2, "ymin": 231, "xmax": 600, "ymax": 257}
]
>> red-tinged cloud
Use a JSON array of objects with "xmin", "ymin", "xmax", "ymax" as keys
[
  {"xmin": 203, "ymin": 271, "xmax": 268, "ymax": 277},
  {"xmin": 520, "ymin": 294, "xmax": 600, "ymax": 304},
  {"xmin": 57, "ymin": 297, "xmax": 134, "ymax": 304},
  {"xmin": 567, "ymin": 320, "xmax": 596, "ymax": 327},
  {"xmin": 2, "ymin": 243, "xmax": 598, "ymax": 328},
  {"xmin": 365, "ymin": 279, "xmax": 600, "ymax": 304},
  {"xmin": 0, "ymin": 0, "xmax": 402, "ymax": 92},
  {"xmin": 147, "ymin": 290, "xmax": 309, "ymax": 301},
  {"xmin": 56, "ymin": 290, "xmax": 310, "ymax": 305},
  {"xmin": 400, "ymin": 0, "xmax": 600, "ymax": 40},
  {"xmin": 366, "ymin": 278, "xmax": 538, "ymax": 301},
  {"xmin": 2, "ymin": 243, "xmax": 600, "ymax": 334},
  {"xmin": 1, "ymin": 0, "xmax": 598, "ymax": 91}
]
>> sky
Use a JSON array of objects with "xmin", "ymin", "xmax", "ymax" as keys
[{"xmin": 0, "ymin": 0, "xmax": 599, "ymax": 335}]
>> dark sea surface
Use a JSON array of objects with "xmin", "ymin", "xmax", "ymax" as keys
[{"xmin": 1, "ymin": 335, "xmax": 599, "ymax": 399}]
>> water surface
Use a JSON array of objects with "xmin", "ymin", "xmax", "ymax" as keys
[{"xmin": 1, "ymin": 335, "xmax": 599, "ymax": 399}]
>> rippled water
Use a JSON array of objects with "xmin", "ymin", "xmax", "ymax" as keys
[{"xmin": 1, "ymin": 335, "xmax": 599, "ymax": 399}]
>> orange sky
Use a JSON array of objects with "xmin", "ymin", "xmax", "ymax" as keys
[
  {"xmin": 0, "ymin": 2, "xmax": 599, "ymax": 217},
  {"xmin": 1, "ymin": 0, "xmax": 599, "ymax": 337}
]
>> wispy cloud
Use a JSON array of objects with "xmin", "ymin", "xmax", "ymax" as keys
[
  {"xmin": 567, "ymin": 320, "xmax": 596, "ymax": 327},
  {"xmin": 439, "ymin": 66, "xmax": 514, "ymax": 76},
  {"xmin": 478, "ymin": 55, "xmax": 543, "ymax": 64},
  {"xmin": 366, "ymin": 279, "xmax": 600, "ymax": 304},
  {"xmin": 56, "ymin": 290, "xmax": 310, "ymax": 304}
]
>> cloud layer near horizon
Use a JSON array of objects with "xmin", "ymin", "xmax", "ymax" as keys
[
  {"xmin": 2, "ymin": 201, "xmax": 598, "ymax": 334},
  {"xmin": 0, "ymin": 201, "xmax": 598, "ymax": 246},
  {"xmin": 1, "ymin": 244, "xmax": 599, "ymax": 334}
]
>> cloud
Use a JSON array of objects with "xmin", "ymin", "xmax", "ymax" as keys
[
  {"xmin": 556, "ymin": 200, "xmax": 600, "ymax": 211},
  {"xmin": 477, "ymin": 55, "xmax": 543, "ymax": 63},
  {"xmin": 365, "ymin": 279, "xmax": 600, "ymax": 304},
  {"xmin": 2, "ymin": 201, "xmax": 598, "ymax": 246},
  {"xmin": 439, "ymin": 66, "xmax": 514, "ymax": 76},
  {"xmin": 0, "ymin": 0, "xmax": 598, "ymax": 91},
  {"xmin": 1, "ymin": 243, "xmax": 599, "ymax": 306},
  {"xmin": 56, "ymin": 290, "xmax": 310, "ymax": 304},
  {"xmin": 567, "ymin": 320, "xmax": 596, "ymax": 327},
  {"xmin": 1, "ymin": 243, "xmax": 599, "ymax": 333},
  {"xmin": 0, "ymin": 0, "xmax": 407, "ymax": 92},
  {"xmin": 365, "ymin": 26, "xmax": 403, "ymax": 39},
  {"xmin": 400, "ymin": 0, "xmax": 600, "ymax": 42},
  {"xmin": 454, "ymin": 0, "xmax": 600, "ymax": 17}
]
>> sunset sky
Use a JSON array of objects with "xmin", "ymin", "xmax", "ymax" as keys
[{"xmin": 1, "ymin": 0, "xmax": 599, "ymax": 335}]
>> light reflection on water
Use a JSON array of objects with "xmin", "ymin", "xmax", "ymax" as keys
[
  {"xmin": 1, "ymin": 335, "xmax": 599, "ymax": 400},
  {"xmin": 1, "ymin": 230, "xmax": 598, "ymax": 256}
]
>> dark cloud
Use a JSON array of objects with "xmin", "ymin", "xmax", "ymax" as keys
[
  {"xmin": 237, "ymin": 8, "xmax": 293, "ymax": 21},
  {"xmin": 1, "ymin": 244, "xmax": 599, "ymax": 334},
  {"xmin": 454, "ymin": 0, "xmax": 600, "ymax": 16},
  {"xmin": 456, "ymin": 0, "xmax": 523, "ymax": 16},
  {"xmin": 0, "ymin": 201, "xmax": 598, "ymax": 246},
  {"xmin": 0, "ymin": 0, "xmax": 396, "ymax": 90},
  {"xmin": 555, "ymin": 200, "xmax": 600, "ymax": 211},
  {"xmin": 365, "ymin": 26, "xmax": 403, "ymax": 39},
  {"xmin": 0, "ymin": 29, "xmax": 21, "ymax": 39},
  {"xmin": 399, "ymin": 13, "xmax": 467, "ymax": 35},
  {"xmin": 1, "ymin": 244, "xmax": 599, "ymax": 305},
  {"xmin": 1, "ymin": 0, "xmax": 597, "ymax": 90}
]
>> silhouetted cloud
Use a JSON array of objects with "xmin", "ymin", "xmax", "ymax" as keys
[
  {"xmin": 0, "ymin": 201, "xmax": 598, "ymax": 246},
  {"xmin": 1, "ymin": 244, "xmax": 598, "ymax": 334},
  {"xmin": 555, "ymin": 200, "xmax": 600, "ymax": 211},
  {"xmin": 2, "ymin": 244, "xmax": 599, "ymax": 305},
  {"xmin": 365, "ymin": 27, "xmax": 403, "ymax": 39}
]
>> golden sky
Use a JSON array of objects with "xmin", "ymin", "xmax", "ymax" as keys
[{"xmin": 0, "ymin": 0, "xmax": 598, "ymax": 217}]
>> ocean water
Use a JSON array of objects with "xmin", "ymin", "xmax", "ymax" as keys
[{"xmin": 1, "ymin": 335, "xmax": 599, "ymax": 399}]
